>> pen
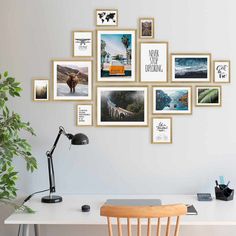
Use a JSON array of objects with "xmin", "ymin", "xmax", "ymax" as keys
[{"xmin": 215, "ymin": 180, "xmax": 219, "ymax": 187}]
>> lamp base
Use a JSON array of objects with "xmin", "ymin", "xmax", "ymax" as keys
[{"xmin": 41, "ymin": 195, "xmax": 63, "ymax": 203}]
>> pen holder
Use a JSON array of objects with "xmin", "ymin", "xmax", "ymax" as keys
[{"xmin": 215, "ymin": 185, "xmax": 234, "ymax": 201}]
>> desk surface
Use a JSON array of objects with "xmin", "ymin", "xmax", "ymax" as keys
[{"xmin": 4, "ymin": 194, "xmax": 236, "ymax": 225}]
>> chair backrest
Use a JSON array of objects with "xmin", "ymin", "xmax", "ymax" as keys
[{"xmin": 100, "ymin": 204, "xmax": 187, "ymax": 236}]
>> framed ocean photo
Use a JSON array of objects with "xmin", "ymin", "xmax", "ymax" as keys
[
  {"xmin": 53, "ymin": 60, "xmax": 92, "ymax": 101},
  {"xmin": 97, "ymin": 30, "xmax": 136, "ymax": 82},
  {"xmin": 96, "ymin": 86, "xmax": 148, "ymax": 126},
  {"xmin": 196, "ymin": 86, "xmax": 221, "ymax": 106},
  {"xmin": 171, "ymin": 54, "xmax": 211, "ymax": 82},
  {"xmin": 153, "ymin": 86, "xmax": 192, "ymax": 114}
]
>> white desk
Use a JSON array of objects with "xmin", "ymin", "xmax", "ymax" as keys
[{"xmin": 4, "ymin": 194, "xmax": 236, "ymax": 236}]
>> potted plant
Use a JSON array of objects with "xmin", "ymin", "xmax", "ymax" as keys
[{"xmin": 0, "ymin": 71, "xmax": 37, "ymax": 212}]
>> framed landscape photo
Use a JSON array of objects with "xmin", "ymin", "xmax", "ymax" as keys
[
  {"xmin": 53, "ymin": 60, "xmax": 92, "ymax": 101},
  {"xmin": 73, "ymin": 31, "xmax": 93, "ymax": 57},
  {"xmin": 76, "ymin": 104, "xmax": 93, "ymax": 126},
  {"xmin": 96, "ymin": 9, "xmax": 118, "ymax": 26},
  {"xmin": 97, "ymin": 30, "xmax": 136, "ymax": 82},
  {"xmin": 33, "ymin": 79, "xmax": 49, "ymax": 101},
  {"xmin": 153, "ymin": 86, "xmax": 192, "ymax": 114},
  {"xmin": 195, "ymin": 86, "xmax": 221, "ymax": 107},
  {"xmin": 139, "ymin": 18, "xmax": 154, "ymax": 39},
  {"xmin": 152, "ymin": 117, "xmax": 172, "ymax": 144},
  {"xmin": 140, "ymin": 42, "xmax": 168, "ymax": 82},
  {"xmin": 171, "ymin": 53, "xmax": 211, "ymax": 82},
  {"xmin": 97, "ymin": 86, "xmax": 148, "ymax": 126},
  {"xmin": 213, "ymin": 60, "xmax": 230, "ymax": 83}
]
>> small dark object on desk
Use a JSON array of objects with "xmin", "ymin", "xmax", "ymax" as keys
[
  {"xmin": 186, "ymin": 204, "xmax": 198, "ymax": 215},
  {"xmin": 81, "ymin": 205, "xmax": 90, "ymax": 212},
  {"xmin": 215, "ymin": 185, "xmax": 234, "ymax": 201},
  {"xmin": 197, "ymin": 193, "xmax": 213, "ymax": 201}
]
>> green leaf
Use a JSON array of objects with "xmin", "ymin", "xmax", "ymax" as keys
[{"xmin": 4, "ymin": 71, "xmax": 8, "ymax": 77}]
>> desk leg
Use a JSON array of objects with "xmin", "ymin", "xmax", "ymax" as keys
[
  {"xmin": 34, "ymin": 224, "xmax": 40, "ymax": 236},
  {"xmin": 22, "ymin": 224, "xmax": 29, "ymax": 236}
]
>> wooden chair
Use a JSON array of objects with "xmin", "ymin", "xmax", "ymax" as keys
[{"xmin": 100, "ymin": 204, "xmax": 187, "ymax": 236}]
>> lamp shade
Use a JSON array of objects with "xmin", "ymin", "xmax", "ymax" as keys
[{"xmin": 71, "ymin": 133, "xmax": 89, "ymax": 145}]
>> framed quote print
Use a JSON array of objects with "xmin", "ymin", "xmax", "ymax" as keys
[
  {"xmin": 139, "ymin": 18, "xmax": 154, "ymax": 39},
  {"xmin": 213, "ymin": 60, "xmax": 230, "ymax": 83},
  {"xmin": 73, "ymin": 31, "xmax": 93, "ymax": 57},
  {"xmin": 195, "ymin": 86, "xmax": 221, "ymax": 107},
  {"xmin": 53, "ymin": 60, "xmax": 92, "ymax": 101},
  {"xmin": 33, "ymin": 79, "xmax": 49, "ymax": 101},
  {"xmin": 153, "ymin": 86, "xmax": 192, "ymax": 115},
  {"xmin": 96, "ymin": 9, "xmax": 118, "ymax": 26},
  {"xmin": 97, "ymin": 86, "xmax": 148, "ymax": 127},
  {"xmin": 171, "ymin": 53, "xmax": 211, "ymax": 82},
  {"xmin": 140, "ymin": 42, "xmax": 168, "ymax": 82},
  {"xmin": 97, "ymin": 29, "xmax": 136, "ymax": 82},
  {"xmin": 152, "ymin": 117, "xmax": 172, "ymax": 144},
  {"xmin": 77, "ymin": 104, "xmax": 93, "ymax": 126}
]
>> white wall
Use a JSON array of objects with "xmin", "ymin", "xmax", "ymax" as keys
[{"xmin": 0, "ymin": 0, "xmax": 236, "ymax": 235}]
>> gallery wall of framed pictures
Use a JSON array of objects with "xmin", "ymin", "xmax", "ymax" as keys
[{"xmin": 32, "ymin": 8, "xmax": 231, "ymax": 144}]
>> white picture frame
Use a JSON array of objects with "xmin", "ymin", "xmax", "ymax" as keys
[
  {"xmin": 77, "ymin": 104, "xmax": 93, "ymax": 126},
  {"xmin": 96, "ymin": 9, "xmax": 118, "ymax": 26},
  {"xmin": 213, "ymin": 60, "xmax": 230, "ymax": 83}
]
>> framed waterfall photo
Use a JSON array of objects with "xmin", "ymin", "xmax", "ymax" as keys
[
  {"xmin": 73, "ymin": 31, "xmax": 93, "ymax": 57},
  {"xmin": 96, "ymin": 86, "xmax": 148, "ymax": 127},
  {"xmin": 171, "ymin": 53, "xmax": 211, "ymax": 82},
  {"xmin": 97, "ymin": 29, "xmax": 136, "ymax": 82},
  {"xmin": 152, "ymin": 117, "xmax": 172, "ymax": 144},
  {"xmin": 153, "ymin": 86, "xmax": 192, "ymax": 115},
  {"xmin": 140, "ymin": 42, "xmax": 168, "ymax": 82},
  {"xmin": 53, "ymin": 60, "xmax": 92, "ymax": 101},
  {"xmin": 213, "ymin": 60, "xmax": 230, "ymax": 83}
]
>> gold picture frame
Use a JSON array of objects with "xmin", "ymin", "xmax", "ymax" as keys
[
  {"xmin": 52, "ymin": 59, "xmax": 93, "ymax": 101},
  {"xmin": 195, "ymin": 86, "xmax": 222, "ymax": 107},
  {"xmin": 139, "ymin": 18, "xmax": 155, "ymax": 39},
  {"xmin": 72, "ymin": 30, "xmax": 94, "ymax": 58},
  {"xmin": 152, "ymin": 85, "xmax": 192, "ymax": 115},
  {"xmin": 33, "ymin": 79, "xmax": 49, "ymax": 101},
  {"xmin": 170, "ymin": 53, "xmax": 211, "ymax": 83},
  {"xmin": 96, "ymin": 29, "xmax": 137, "ymax": 82},
  {"xmin": 96, "ymin": 85, "xmax": 149, "ymax": 127},
  {"xmin": 151, "ymin": 117, "xmax": 172, "ymax": 144},
  {"xmin": 95, "ymin": 9, "xmax": 118, "ymax": 27},
  {"xmin": 139, "ymin": 41, "xmax": 168, "ymax": 83},
  {"xmin": 213, "ymin": 60, "xmax": 230, "ymax": 83}
]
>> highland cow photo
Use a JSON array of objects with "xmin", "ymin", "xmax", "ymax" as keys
[
  {"xmin": 97, "ymin": 87, "xmax": 148, "ymax": 126},
  {"xmin": 33, "ymin": 79, "xmax": 49, "ymax": 101},
  {"xmin": 53, "ymin": 61, "xmax": 92, "ymax": 100}
]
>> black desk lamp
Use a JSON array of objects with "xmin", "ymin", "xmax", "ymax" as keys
[{"xmin": 41, "ymin": 126, "xmax": 89, "ymax": 203}]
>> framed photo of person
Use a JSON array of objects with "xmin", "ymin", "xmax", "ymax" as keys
[
  {"xmin": 139, "ymin": 18, "xmax": 154, "ymax": 39},
  {"xmin": 96, "ymin": 9, "xmax": 118, "ymax": 26},
  {"xmin": 213, "ymin": 60, "xmax": 230, "ymax": 83},
  {"xmin": 53, "ymin": 60, "xmax": 92, "ymax": 101},
  {"xmin": 153, "ymin": 86, "xmax": 192, "ymax": 114},
  {"xmin": 73, "ymin": 31, "xmax": 93, "ymax": 57},
  {"xmin": 139, "ymin": 42, "xmax": 168, "ymax": 82},
  {"xmin": 152, "ymin": 117, "xmax": 172, "ymax": 144},
  {"xmin": 33, "ymin": 79, "xmax": 49, "ymax": 101},
  {"xmin": 76, "ymin": 104, "xmax": 93, "ymax": 126},
  {"xmin": 97, "ymin": 29, "xmax": 136, "ymax": 82},
  {"xmin": 171, "ymin": 53, "xmax": 211, "ymax": 82},
  {"xmin": 195, "ymin": 86, "xmax": 221, "ymax": 107},
  {"xmin": 96, "ymin": 86, "xmax": 148, "ymax": 126}
]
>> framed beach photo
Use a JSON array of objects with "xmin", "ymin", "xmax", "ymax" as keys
[
  {"xmin": 213, "ymin": 60, "xmax": 230, "ymax": 83},
  {"xmin": 195, "ymin": 86, "xmax": 221, "ymax": 107},
  {"xmin": 153, "ymin": 86, "xmax": 192, "ymax": 114},
  {"xmin": 96, "ymin": 9, "xmax": 118, "ymax": 26},
  {"xmin": 171, "ymin": 53, "xmax": 211, "ymax": 82},
  {"xmin": 97, "ymin": 30, "xmax": 136, "ymax": 82},
  {"xmin": 76, "ymin": 104, "xmax": 93, "ymax": 126},
  {"xmin": 33, "ymin": 79, "xmax": 49, "ymax": 101},
  {"xmin": 96, "ymin": 86, "xmax": 148, "ymax": 127},
  {"xmin": 140, "ymin": 42, "xmax": 168, "ymax": 82},
  {"xmin": 73, "ymin": 31, "xmax": 93, "ymax": 57},
  {"xmin": 152, "ymin": 117, "xmax": 172, "ymax": 144},
  {"xmin": 53, "ymin": 60, "xmax": 92, "ymax": 101},
  {"xmin": 139, "ymin": 18, "xmax": 154, "ymax": 39}
]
